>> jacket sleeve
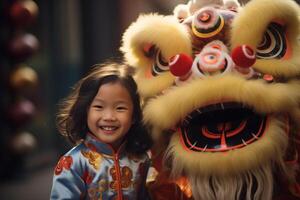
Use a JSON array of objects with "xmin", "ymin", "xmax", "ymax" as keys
[{"xmin": 50, "ymin": 153, "xmax": 86, "ymax": 200}]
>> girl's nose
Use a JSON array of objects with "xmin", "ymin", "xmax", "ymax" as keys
[{"xmin": 102, "ymin": 110, "xmax": 116, "ymax": 121}]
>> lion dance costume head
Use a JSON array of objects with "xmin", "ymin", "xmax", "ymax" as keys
[{"xmin": 121, "ymin": 0, "xmax": 300, "ymax": 199}]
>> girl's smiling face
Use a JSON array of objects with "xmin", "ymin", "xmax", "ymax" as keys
[{"xmin": 87, "ymin": 82, "xmax": 134, "ymax": 149}]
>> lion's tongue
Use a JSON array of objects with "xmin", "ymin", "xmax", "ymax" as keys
[
  {"xmin": 216, "ymin": 122, "xmax": 233, "ymax": 132},
  {"xmin": 204, "ymin": 120, "xmax": 242, "ymax": 134}
]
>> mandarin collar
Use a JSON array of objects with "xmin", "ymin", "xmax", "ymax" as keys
[{"xmin": 84, "ymin": 133, "xmax": 126, "ymax": 156}]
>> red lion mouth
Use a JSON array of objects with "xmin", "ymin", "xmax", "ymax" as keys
[{"xmin": 180, "ymin": 102, "xmax": 268, "ymax": 152}]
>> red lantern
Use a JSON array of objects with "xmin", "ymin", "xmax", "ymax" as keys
[
  {"xmin": 7, "ymin": 99, "xmax": 36, "ymax": 125},
  {"xmin": 10, "ymin": 64, "xmax": 38, "ymax": 91},
  {"xmin": 9, "ymin": 131, "xmax": 37, "ymax": 155},
  {"xmin": 7, "ymin": 33, "xmax": 39, "ymax": 61},
  {"xmin": 9, "ymin": 0, "xmax": 39, "ymax": 28}
]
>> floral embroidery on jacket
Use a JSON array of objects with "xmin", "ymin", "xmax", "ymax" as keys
[
  {"xmin": 54, "ymin": 155, "xmax": 73, "ymax": 175},
  {"xmin": 110, "ymin": 166, "xmax": 133, "ymax": 190},
  {"xmin": 81, "ymin": 149, "xmax": 102, "ymax": 170},
  {"xmin": 87, "ymin": 179, "xmax": 108, "ymax": 200}
]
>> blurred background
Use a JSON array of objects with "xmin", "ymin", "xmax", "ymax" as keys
[{"xmin": 0, "ymin": 0, "xmax": 298, "ymax": 199}]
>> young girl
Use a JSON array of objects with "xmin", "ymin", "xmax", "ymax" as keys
[{"xmin": 50, "ymin": 62, "xmax": 152, "ymax": 200}]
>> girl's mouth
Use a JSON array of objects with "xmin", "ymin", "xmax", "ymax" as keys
[
  {"xmin": 180, "ymin": 102, "xmax": 267, "ymax": 152},
  {"xmin": 100, "ymin": 126, "xmax": 118, "ymax": 131}
]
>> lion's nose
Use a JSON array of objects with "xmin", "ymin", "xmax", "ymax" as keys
[
  {"xmin": 196, "ymin": 48, "xmax": 227, "ymax": 74},
  {"xmin": 168, "ymin": 48, "xmax": 234, "ymax": 84},
  {"xmin": 191, "ymin": 47, "xmax": 234, "ymax": 78},
  {"xmin": 168, "ymin": 45, "xmax": 256, "ymax": 84}
]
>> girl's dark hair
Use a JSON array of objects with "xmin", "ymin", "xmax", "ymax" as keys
[{"xmin": 56, "ymin": 62, "xmax": 152, "ymax": 155}]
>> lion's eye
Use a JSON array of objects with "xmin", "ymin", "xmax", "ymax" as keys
[
  {"xmin": 256, "ymin": 22, "xmax": 287, "ymax": 59},
  {"xmin": 152, "ymin": 50, "xmax": 169, "ymax": 76},
  {"xmin": 192, "ymin": 7, "xmax": 224, "ymax": 39}
]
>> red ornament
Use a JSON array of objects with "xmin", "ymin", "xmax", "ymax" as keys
[
  {"xmin": 10, "ymin": 64, "xmax": 38, "ymax": 91},
  {"xmin": 7, "ymin": 33, "xmax": 39, "ymax": 62},
  {"xmin": 9, "ymin": 0, "xmax": 39, "ymax": 27},
  {"xmin": 7, "ymin": 99, "xmax": 36, "ymax": 125},
  {"xmin": 231, "ymin": 45, "xmax": 256, "ymax": 68},
  {"xmin": 10, "ymin": 131, "xmax": 37, "ymax": 155},
  {"xmin": 169, "ymin": 53, "xmax": 193, "ymax": 77}
]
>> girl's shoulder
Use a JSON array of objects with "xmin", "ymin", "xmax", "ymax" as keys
[
  {"xmin": 53, "ymin": 143, "xmax": 87, "ymax": 175},
  {"xmin": 54, "ymin": 142, "xmax": 94, "ymax": 174},
  {"xmin": 56, "ymin": 142, "xmax": 92, "ymax": 168},
  {"xmin": 64, "ymin": 142, "xmax": 87, "ymax": 157}
]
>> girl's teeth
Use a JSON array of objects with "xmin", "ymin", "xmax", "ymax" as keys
[{"xmin": 102, "ymin": 126, "xmax": 116, "ymax": 131}]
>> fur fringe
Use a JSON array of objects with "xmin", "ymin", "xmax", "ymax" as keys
[{"xmin": 188, "ymin": 164, "xmax": 274, "ymax": 200}]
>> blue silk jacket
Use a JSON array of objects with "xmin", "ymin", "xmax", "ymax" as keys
[{"xmin": 50, "ymin": 133, "xmax": 151, "ymax": 200}]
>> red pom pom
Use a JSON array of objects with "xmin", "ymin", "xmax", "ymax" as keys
[
  {"xmin": 231, "ymin": 45, "xmax": 256, "ymax": 68},
  {"xmin": 169, "ymin": 53, "xmax": 193, "ymax": 77}
]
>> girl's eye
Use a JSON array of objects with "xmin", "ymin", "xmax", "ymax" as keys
[
  {"xmin": 116, "ymin": 106, "xmax": 128, "ymax": 111},
  {"xmin": 93, "ymin": 105, "xmax": 103, "ymax": 109}
]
